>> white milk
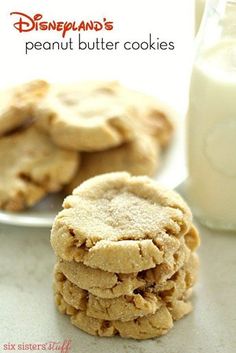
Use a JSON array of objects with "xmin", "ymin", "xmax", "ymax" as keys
[
  {"xmin": 186, "ymin": 40, "xmax": 236, "ymax": 230},
  {"xmin": 195, "ymin": 0, "xmax": 206, "ymax": 33}
]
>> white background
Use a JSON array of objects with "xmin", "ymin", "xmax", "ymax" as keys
[{"xmin": 0, "ymin": 0, "xmax": 194, "ymax": 114}]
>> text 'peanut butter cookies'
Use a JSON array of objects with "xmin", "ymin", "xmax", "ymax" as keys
[
  {"xmin": 0, "ymin": 126, "xmax": 79, "ymax": 211},
  {"xmin": 51, "ymin": 172, "xmax": 192, "ymax": 273},
  {"xmin": 66, "ymin": 134, "xmax": 160, "ymax": 193},
  {"xmin": 0, "ymin": 80, "xmax": 49, "ymax": 136},
  {"xmin": 35, "ymin": 81, "xmax": 135, "ymax": 152}
]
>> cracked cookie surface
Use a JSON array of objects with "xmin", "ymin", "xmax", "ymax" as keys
[
  {"xmin": 34, "ymin": 81, "xmax": 135, "ymax": 152},
  {"xmin": 0, "ymin": 126, "xmax": 79, "ymax": 211},
  {"xmin": 54, "ymin": 267, "xmax": 163, "ymax": 322},
  {"xmin": 55, "ymin": 289, "xmax": 192, "ymax": 339},
  {"xmin": 55, "ymin": 229, "xmax": 195, "ymax": 298},
  {"xmin": 51, "ymin": 172, "xmax": 192, "ymax": 273},
  {"xmin": 56, "ymin": 260, "xmax": 146, "ymax": 299},
  {"xmin": 55, "ymin": 291, "xmax": 174, "ymax": 339},
  {"xmin": 0, "ymin": 80, "xmax": 49, "ymax": 136},
  {"xmin": 53, "ymin": 254, "xmax": 196, "ymax": 339},
  {"xmin": 54, "ymin": 252, "xmax": 198, "ymax": 324}
]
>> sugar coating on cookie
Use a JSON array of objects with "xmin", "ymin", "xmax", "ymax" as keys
[
  {"xmin": 66, "ymin": 134, "xmax": 160, "ymax": 193},
  {"xmin": 35, "ymin": 81, "xmax": 135, "ymax": 152},
  {"xmin": 51, "ymin": 172, "xmax": 192, "ymax": 273},
  {"xmin": 0, "ymin": 80, "xmax": 49, "ymax": 136},
  {"xmin": 0, "ymin": 126, "xmax": 79, "ymax": 211}
]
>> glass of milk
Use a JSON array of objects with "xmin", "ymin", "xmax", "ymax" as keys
[{"xmin": 186, "ymin": 0, "xmax": 236, "ymax": 230}]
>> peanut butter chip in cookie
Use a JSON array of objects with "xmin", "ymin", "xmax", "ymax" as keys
[{"xmin": 51, "ymin": 172, "xmax": 192, "ymax": 273}]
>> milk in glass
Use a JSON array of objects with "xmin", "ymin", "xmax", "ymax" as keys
[{"xmin": 187, "ymin": 0, "xmax": 236, "ymax": 230}]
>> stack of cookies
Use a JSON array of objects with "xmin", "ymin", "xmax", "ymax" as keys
[
  {"xmin": 51, "ymin": 172, "xmax": 200, "ymax": 340},
  {"xmin": 0, "ymin": 80, "xmax": 173, "ymax": 212}
]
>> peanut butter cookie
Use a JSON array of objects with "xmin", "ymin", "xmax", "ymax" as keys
[
  {"xmin": 54, "ymin": 268, "xmax": 163, "ymax": 322},
  {"xmin": 55, "ymin": 291, "xmax": 173, "ymax": 339},
  {"xmin": 56, "ymin": 260, "xmax": 146, "ymax": 299},
  {"xmin": 54, "ymin": 253, "xmax": 197, "ymax": 339},
  {"xmin": 0, "ymin": 126, "xmax": 79, "ymax": 211},
  {"xmin": 55, "ymin": 231, "xmax": 193, "ymax": 298},
  {"xmin": 51, "ymin": 172, "xmax": 192, "ymax": 273},
  {"xmin": 35, "ymin": 81, "xmax": 135, "ymax": 152},
  {"xmin": 54, "ymin": 251, "xmax": 198, "ymax": 323}
]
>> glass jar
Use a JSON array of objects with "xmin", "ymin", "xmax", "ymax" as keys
[{"xmin": 186, "ymin": 0, "xmax": 236, "ymax": 230}]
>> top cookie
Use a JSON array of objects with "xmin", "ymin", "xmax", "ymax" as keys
[
  {"xmin": 0, "ymin": 80, "xmax": 49, "ymax": 136},
  {"xmin": 35, "ymin": 81, "xmax": 135, "ymax": 152},
  {"xmin": 51, "ymin": 172, "xmax": 192, "ymax": 273}
]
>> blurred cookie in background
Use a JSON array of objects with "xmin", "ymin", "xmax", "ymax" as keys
[
  {"xmin": 0, "ymin": 126, "xmax": 79, "ymax": 211},
  {"xmin": 34, "ymin": 81, "xmax": 135, "ymax": 152},
  {"xmin": 0, "ymin": 80, "xmax": 49, "ymax": 136},
  {"xmin": 65, "ymin": 134, "xmax": 159, "ymax": 193}
]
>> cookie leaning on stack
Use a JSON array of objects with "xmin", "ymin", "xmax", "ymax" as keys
[{"xmin": 51, "ymin": 172, "xmax": 200, "ymax": 340}]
